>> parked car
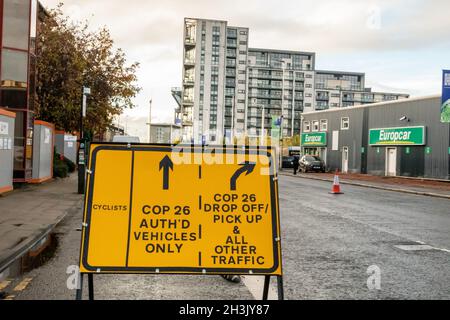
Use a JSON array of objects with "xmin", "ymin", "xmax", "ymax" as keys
[
  {"xmin": 282, "ymin": 156, "xmax": 296, "ymax": 169},
  {"xmin": 299, "ymin": 155, "xmax": 326, "ymax": 173}
]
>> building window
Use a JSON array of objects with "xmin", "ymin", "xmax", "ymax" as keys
[
  {"xmin": 1, "ymin": 49, "xmax": 28, "ymax": 85},
  {"xmin": 320, "ymin": 119, "xmax": 328, "ymax": 131},
  {"xmin": 303, "ymin": 121, "xmax": 310, "ymax": 132},
  {"xmin": 341, "ymin": 117, "xmax": 349, "ymax": 130},
  {"xmin": 312, "ymin": 120, "xmax": 319, "ymax": 132},
  {"xmin": 2, "ymin": 0, "xmax": 30, "ymax": 50}
]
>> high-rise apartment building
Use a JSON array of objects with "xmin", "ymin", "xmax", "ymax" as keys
[
  {"xmin": 181, "ymin": 18, "xmax": 249, "ymax": 143},
  {"xmin": 247, "ymin": 48, "xmax": 316, "ymax": 137},
  {"xmin": 1, "ymin": 0, "xmax": 45, "ymax": 181},
  {"xmin": 179, "ymin": 18, "xmax": 409, "ymax": 143}
]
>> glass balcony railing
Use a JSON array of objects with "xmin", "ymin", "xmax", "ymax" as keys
[
  {"xmin": 183, "ymin": 97, "xmax": 194, "ymax": 104},
  {"xmin": 185, "ymin": 37, "xmax": 196, "ymax": 45}
]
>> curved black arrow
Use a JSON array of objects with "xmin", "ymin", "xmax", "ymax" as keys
[
  {"xmin": 230, "ymin": 162, "xmax": 256, "ymax": 191},
  {"xmin": 159, "ymin": 155, "xmax": 174, "ymax": 190}
]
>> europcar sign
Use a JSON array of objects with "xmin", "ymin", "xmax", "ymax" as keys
[
  {"xmin": 369, "ymin": 126, "xmax": 426, "ymax": 146},
  {"xmin": 301, "ymin": 132, "xmax": 327, "ymax": 146}
]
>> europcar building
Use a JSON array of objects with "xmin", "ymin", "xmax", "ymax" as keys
[{"xmin": 301, "ymin": 95, "xmax": 449, "ymax": 180}]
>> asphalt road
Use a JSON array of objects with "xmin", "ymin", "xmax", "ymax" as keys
[{"xmin": 5, "ymin": 175, "xmax": 450, "ymax": 300}]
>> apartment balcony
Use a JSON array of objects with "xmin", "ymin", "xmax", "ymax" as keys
[
  {"xmin": 184, "ymin": 38, "xmax": 196, "ymax": 47},
  {"xmin": 184, "ymin": 58, "xmax": 195, "ymax": 67},
  {"xmin": 226, "ymin": 69, "xmax": 236, "ymax": 77},
  {"xmin": 315, "ymin": 104, "xmax": 329, "ymax": 111},
  {"xmin": 226, "ymin": 51, "xmax": 236, "ymax": 58},
  {"xmin": 227, "ymin": 40, "xmax": 237, "ymax": 48},
  {"xmin": 227, "ymin": 30, "xmax": 237, "ymax": 39},
  {"xmin": 226, "ymin": 60, "xmax": 236, "ymax": 67},
  {"xmin": 342, "ymin": 95, "xmax": 355, "ymax": 102},
  {"xmin": 183, "ymin": 98, "xmax": 194, "ymax": 105},
  {"xmin": 316, "ymin": 95, "xmax": 329, "ymax": 101},
  {"xmin": 183, "ymin": 78, "xmax": 195, "ymax": 86}
]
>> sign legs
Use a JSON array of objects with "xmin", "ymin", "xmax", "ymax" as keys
[
  {"xmin": 88, "ymin": 273, "xmax": 94, "ymax": 300},
  {"xmin": 75, "ymin": 273, "xmax": 84, "ymax": 300},
  {"xmin": 262, "ymin": 275, "xmax": 284, "ymax": 300},
  {"xmin": 75, "ymin": 273, "xmax": 94, "ymax": 300}
]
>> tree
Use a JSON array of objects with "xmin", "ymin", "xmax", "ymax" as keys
[{"xmin": 36, "ymin": 4, "xmax": 140, "ymax": 136}]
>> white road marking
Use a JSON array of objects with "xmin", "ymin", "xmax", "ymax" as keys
[
  {"xmin": 241, "ymin": 276, "xmax": 279, "ymax": 300},
  {"xmin": 394, "ymin": 244, "xmax": 435, "ymax": 251}
]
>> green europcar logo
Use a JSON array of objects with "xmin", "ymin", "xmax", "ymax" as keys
[
  {"xmin": 441, "ymin": 99, "xmax": 450, "ymax": 123},
  {"xmin": 369, "ymin": 126, "xmax": 426, "ymax": 146},
  {"xmin": 301, "ymin": 132, "xmax": 327, "ymax": 146}
]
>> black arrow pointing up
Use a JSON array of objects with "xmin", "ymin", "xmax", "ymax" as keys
[
  {"xmin": 159, "ymin": 155, "xmax": 174, "ymax": 190},
  {"xmin": 230, "ymin": 162, "xmax": 256, "ymax": 191}
]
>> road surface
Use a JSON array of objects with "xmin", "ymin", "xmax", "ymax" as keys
[{"xmin": 4, "ymin": 175, "xmax": 449, "ymax": 300}]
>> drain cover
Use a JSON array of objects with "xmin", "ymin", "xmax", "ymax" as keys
[{"xmin": 394, "ymin": 244, "xmax": 435, "ymax": 251}]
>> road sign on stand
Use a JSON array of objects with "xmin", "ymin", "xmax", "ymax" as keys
[{"xmin": 78, "ymin": 143, "xmax": 283, "ymax": 284}]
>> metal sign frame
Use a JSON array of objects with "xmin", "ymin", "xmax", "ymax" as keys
[{"xmin": 76, "ymin": 142, "xmax": 284, "ymax": 300}]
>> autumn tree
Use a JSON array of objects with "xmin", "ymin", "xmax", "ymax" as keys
[{"xmin": 36, "ymin": 4, "xmax": 140, "ymax": 137}]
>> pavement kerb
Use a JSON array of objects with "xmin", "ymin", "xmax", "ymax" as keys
[
  {"xmin": 0, "ymin": 183, "xmax": 84, "ymax": 275},
  {"xmin": 279, "ymin": 172, "xmax": 450, "ymax": 200}
]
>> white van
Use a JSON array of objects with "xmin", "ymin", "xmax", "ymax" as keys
[{"xmin": 112, "ymin": 135, "xmax": 140, "ymax": 143}]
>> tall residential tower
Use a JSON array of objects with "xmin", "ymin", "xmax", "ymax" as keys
[{"xmin": 178, "ymin": 18, "xmax": 409, "ymax": 143}]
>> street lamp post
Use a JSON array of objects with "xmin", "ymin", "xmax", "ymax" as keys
[
  {"xmin": 78, "ymin": 86, "xmax": 90, "ymax": 194},
  {"xmin": 279, "ymin": 115, "xmax": 284, "ymax": 171},
  {"xmin": 279, "ymin": 60, "xmax": 287, "ymax": 171},
  {"xmin": 259, "ymin": 105, "xmax": 265, "ymax": 146}
]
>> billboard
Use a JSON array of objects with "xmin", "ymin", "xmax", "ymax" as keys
[{"xmin": 441, "ymin": 70, "xmax": 450, "ymax": 123}]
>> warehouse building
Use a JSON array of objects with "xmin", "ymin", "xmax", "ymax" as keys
[{"xmin": 301, "ymin": 95, "xmax": 449, "ymax": 180}]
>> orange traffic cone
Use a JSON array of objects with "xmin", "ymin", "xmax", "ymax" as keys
[{"xmin": 330, "ymin": 169, "xmax": 343, "ymax": 194}]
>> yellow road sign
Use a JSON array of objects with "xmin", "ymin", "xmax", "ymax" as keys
[{"xmin": 79, "ymin": 144, "xmax": 282, "ymax": 275}]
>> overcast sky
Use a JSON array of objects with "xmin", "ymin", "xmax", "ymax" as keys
[{"xmin": 43, "ymin": 0, "xmax": 450, "ymax": 141}]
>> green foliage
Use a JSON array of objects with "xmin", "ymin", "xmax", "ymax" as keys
[
  {"xmin": 53, "ymin": 158, "xmax": 68, "ymax": 178},
  {"xmin": 36, "ymin": 3, "xmax": 141, "ymax": 136},
  {"xmin": 63, "ymin": 157, "xmax": 76, "ymax": 173},
  {"xmin": 53, "ymin": 148, "xmax": 69, "ymax": 177}
]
